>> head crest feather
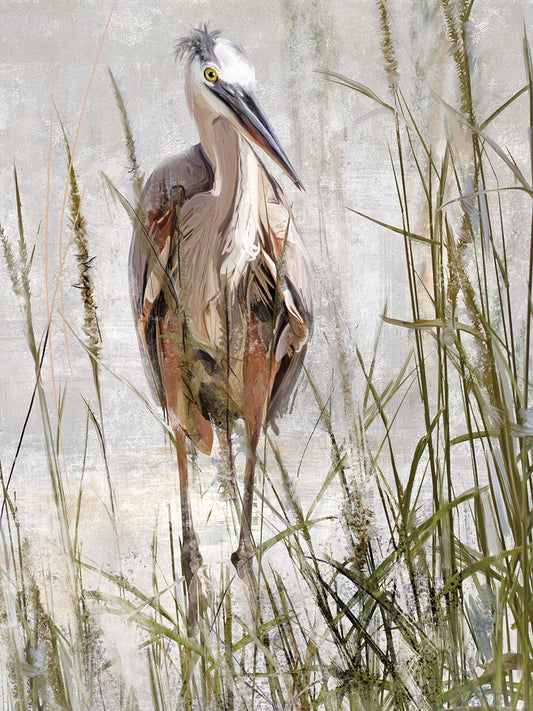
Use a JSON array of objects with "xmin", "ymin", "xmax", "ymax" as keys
[{"xmin": 175, "ymin": 24, "xmax": 221, "ymax": 64}]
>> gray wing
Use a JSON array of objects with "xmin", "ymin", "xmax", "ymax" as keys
[{"xmin": 128, "ymin": 144, "xmax": 214, "ymax": 404}]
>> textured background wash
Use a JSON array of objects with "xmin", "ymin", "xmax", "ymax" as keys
[{"xmin": 0, "ymin": 0, "xmax": 532, "ymax": 695}]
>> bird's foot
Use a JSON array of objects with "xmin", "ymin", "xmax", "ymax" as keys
[
  {"xmin": 231, "ymin": 546, "xmax": 260, "ymax": 620},
  {"xmin": 231, "ymin": 546, "xmax": 257, "ymax": 588}
]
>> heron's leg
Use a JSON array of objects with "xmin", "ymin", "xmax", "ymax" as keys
[
  {"xmin": 231, "ymin": 314, "xmax": 274, "ymax": 588},
  {"xmin": 230, "ymin": 431, "xmax": 259, "ymax": 586},
  {"xmin": 174, "ymin": 426, "xmax": 203, "ymax": 634}
]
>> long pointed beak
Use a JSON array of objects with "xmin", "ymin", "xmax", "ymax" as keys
[{"xmin": 214, "ymin": 81, "xmax": 304, "ymax": 190}]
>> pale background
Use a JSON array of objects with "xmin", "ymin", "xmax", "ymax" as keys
[{"xmin": 1, "ymin": 0, "xmax": 532, "ymax": 701}]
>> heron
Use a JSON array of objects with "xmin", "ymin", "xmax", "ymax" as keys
[{"xmin": 129, "ymin": 26, "xmax": 312, "ymax": 631}]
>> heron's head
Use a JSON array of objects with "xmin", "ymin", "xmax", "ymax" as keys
[{"xmin": 176, "ymin": 25, "xmax": 302, "ymax": 189}]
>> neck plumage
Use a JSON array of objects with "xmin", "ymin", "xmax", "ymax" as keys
[
  {"xmin": 182, "ymin": 102, "xmax": 262, "ymax": 348},
  {"xmin": 200, "ymin": 116, "xmax": 240, "ymax": 197},
  {"xmin": 198, "ymin": 113, "xmax": 261, "ymax": 280}
]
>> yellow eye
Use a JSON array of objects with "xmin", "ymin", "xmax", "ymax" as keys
[{"xmin": 204, "ymin": 67, "xmax": 218, "ymax": 82}]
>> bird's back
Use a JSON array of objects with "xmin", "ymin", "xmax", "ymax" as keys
[
  {"xmin": 129, "ymin": 143, "xmax": 214, "ymax": 405},
  {"xmin": 129, "ymin": 144, "xmax": 213, "ymax": 318}
]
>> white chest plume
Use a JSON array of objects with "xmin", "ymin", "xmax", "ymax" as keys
[{"xmin": 220, "ymin": 141, "xmax": 260, "ymax": 284}]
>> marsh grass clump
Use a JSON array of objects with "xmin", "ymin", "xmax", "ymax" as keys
[
  {"xmin": 318, "ymin": 0, "xmax": 533, "ymax": 706},
  {"xmin": 0, "ymin": 158, "xmax": 104, "ymax": 708}
]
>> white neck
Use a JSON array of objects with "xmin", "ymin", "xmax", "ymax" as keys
[{"xmin": 194, "ymin": 106, "xmax": 261, "ymax": 282}]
